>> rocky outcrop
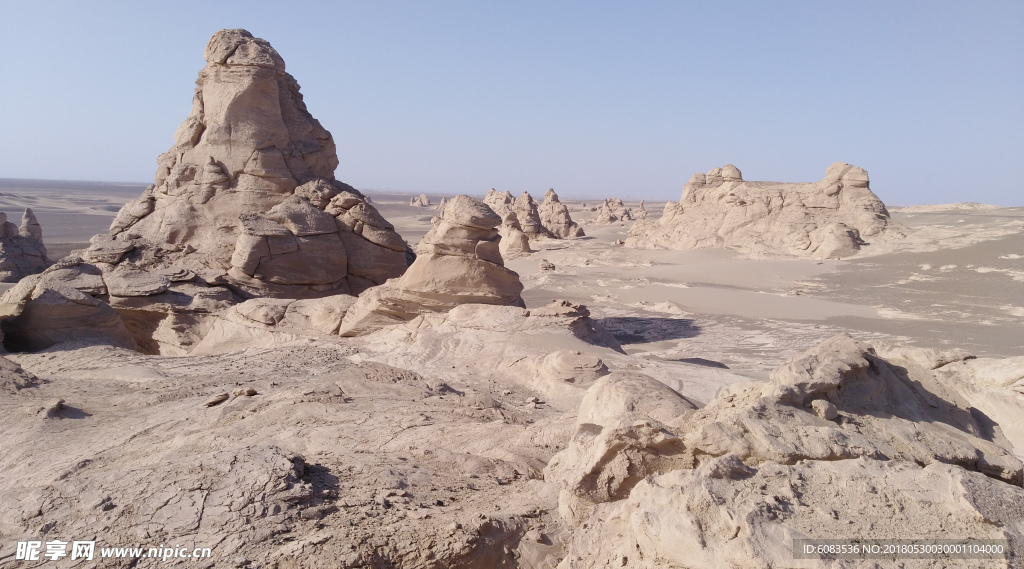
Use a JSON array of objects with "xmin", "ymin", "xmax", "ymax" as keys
[
  {"xmin": 97, "ymin": 29, "xmax": 409, "ymax": 298},
  {"xmin": 483, "ymin": 188, "xmax": 514, "ymax": 217},
  {"xmin": 627, "ymin": 162, "xmax": 902, "ymax": 258},
  {"xmin": 634, "ymin": 200, "xmax": 647, "ymax": 220},
  {"xmin": 0, "ymin": 275, "xmax": 136, "ymax": 352},
  {"xmin": 409, "ymin": 193, "xmax": 431, "ymax": 207},
  {"xmin": 338, "ymin": 196, "xmax": 525, "ymax": 336},
  {"xmin": 1, "ymin": 29, "xmax": 410, "ymax": 353},
  {"xmin": 497, "ymin": 212, "xmax": 531, "ymax": 259},
  {"xmin": 537, "ymin": 189, "xmax": 585, "ymax": 238},
  {"xmin": 591, "ymin": 197, "xmax": 633, "ymax": 225},
  {"xmin": 512, "ymin": 192, "xmax": 552, "ymax": 239},
  {"xmin": 434, "ymin": 196, "xmax": 448, "ymax": 211},
  {"xmin": 549, "ymin": 334, "xmax": 1024, "ymax": 567},
  {"xmin": 0, "ymin": 209, "xmax": 51, "ymax": 282}
]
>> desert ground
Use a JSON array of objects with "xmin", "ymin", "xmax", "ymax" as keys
[{"xmin": 0, "ymin": 177, "xmax": 1021, "ymax": 568}]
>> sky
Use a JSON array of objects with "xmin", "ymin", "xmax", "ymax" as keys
[{"xmin": 0, "ymin": 1, "xmax": 1021, "ymax": 205}]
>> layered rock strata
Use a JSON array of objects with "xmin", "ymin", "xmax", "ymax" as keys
[
  {"xmin": 338, "ymin": 195, "xmax": 525, "ymax": 336},
  {"xmin": 537, "ymin": 189, "xmax": 585, "ymax": 238},
  {"xmin": 497, "ymin": 212, "xmax": 531, "ymax": 259},
  {"xmin": 627, "ymin": 162, "xmax": 902, "ymax": 258},
  {"xmin": 548, "ymin": 334, "xmax": 1024, "ymax": 567},
  {"xmin": 1, "ymin": 29, "xmax": 410, "ymax": 353}
]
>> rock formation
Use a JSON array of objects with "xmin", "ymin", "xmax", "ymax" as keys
[
  {"xmin": 0, "ymin": 273, "xmax": 136, "ymax": 352},
  {"xmin": 591, "ymin": 197, "xmax": 633, "ymax": 224},
  {"xmin": 627, "ymin": 162, "xmax": 902, "ymax": 258},
  {"xmin": 434, "ymin": 195, "xmax": 448, "ymax": 211},
  {"xmin": 634, "ymin": 200, "xmax": 647, "ymax": 220},
  {"xmin": 512, "ymin": 192, "xmax": 553, "ymax": 239},
  {"xmin": 537, "ymin": 189, "xmax": 585, "ymax": 238},
  {"xmin": 0, "ymin": 209, "xmax": 51, "ymax": 282},
  {"xmin": 483, "ymin": 188, "xmax": 513, "ymax": 216},
  {"xmin": 409, "ymin": 193, "xmax": 431, "ymax": 207},
  {"xmin": 548, "ymin": 334, "xmax": 1024, "ymax": 566},
  {"xmin": 497, "ymin": 212, "xmax": 531, "ymax": 259},
  {"xmin": 338, "ymin": 195, "xmax": 525, "ymax": 336},
  {"xmin": 0, "ymin": 29, "xmax": 410, "ymax": 353}
]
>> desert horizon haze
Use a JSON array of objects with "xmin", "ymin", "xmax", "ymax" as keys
[{"xmin": 0, "ymin": 1, "xmax": 1022, "ymax": 205}]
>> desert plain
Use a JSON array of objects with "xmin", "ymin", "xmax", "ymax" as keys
[{"xmin": 0, "ymin": 28, "xmax": 1021, "ymax": 569}]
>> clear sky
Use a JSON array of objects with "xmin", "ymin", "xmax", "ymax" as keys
[{"xmin": 0, "ymin": 1, "xmax": 1021, "ymax": 205}]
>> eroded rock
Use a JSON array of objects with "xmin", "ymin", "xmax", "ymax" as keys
[
  {"xmin": 627, "ymin": 162, "xmax": 904, "ymax": 258},
  {"xmin": 338, "ymin": 196, "xmax": 525, "ymax": 336}
]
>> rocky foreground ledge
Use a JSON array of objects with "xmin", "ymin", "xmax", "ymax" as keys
[{"xmin": 0, "ymin": 315, "xmax": 1022, "ymax": 567}]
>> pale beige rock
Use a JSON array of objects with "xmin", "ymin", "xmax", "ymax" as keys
[
  {"xmin": 562, "ymin": 458, "xmax": 1024, "ymax": 569},
  {"xmin": 188, "ymin": 295, "xmax": 357, "ymax": 354},
  {"xmin": 2, "ymin": 29, "xmax": 411, "ymax": 354},
  {"xmin": 85, "ymin": 28, "xmax": 408, "ymax": 299},
  {"xmin": 590, "ymin": 197, "xmax": 633, "ymax": 225},
  {"xmin": 537, "ymin": 350, "xmax": 608, "ymax": 386},
  {"xmin": 627, "ymin": 162, "xmax": 904, "ymax": 258},
  {"xmin": 550, "ymin": 334, "xmax": 1024, "ymax": 566},
  {"xmin": 497, "ymin": 212, "xmax": 531, "ymax": 259},
  {"xmin": 483, "ymin": 188, "xmax": 514, "ymax": 217},
  {"xmin": 434, "ymin": 195, "xmax": 448, "ymax": 211},
  {"xmin": 537, "ymin": 189, "xmax": 585, "ymax": 238},
  {"xmin": 338, "ymin": 195, "xmax": 525, "ymax": 336},
  {"xmin": 409, "ymin": 193, "xmax": 431, "ymax": 207},
  {"xmin": 512, "ymin": 192, "xmax": 552, "ymax": 239},
  {"xmin": 0, "ymin": 209, "xmax": 51, "ymax": 282},
  {"xmin": 0, "ymin": 276, "xmax": 135, "ymax": 352},
  {"xmin": 544, "ymin": 372, "xmax": 698, "ymax": 524},
  {"xmin": 634, "ymin": 200, "xmax": 647, "ymax": 220},
  {"xmin": 36, "ymin": 257, "xmax": 107, "ymax": 296}
]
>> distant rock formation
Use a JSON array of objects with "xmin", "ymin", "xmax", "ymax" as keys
[
  {"xmin": 434, "ymin": 196, "xmax": 448, "ymax": 211},
  {"xmin": 483, "ymin": 188, "xmax": 514, "ymax": 217},
  {"xmin": 627, "ymin": 163, "xmax": 902, "ymax": 258},
  {"xmin": 513, "ymin": 192, "xmax": 552, "ymax": 239},
  {"xmin": 498, "ymin": 212, "xmax": 531, "ymax": 259},
  {"xmin": 538, "ymin": 189, "xmax": 585, "ymax": 238},
  {"xmin": 0, "ymin": 29, "xmax": 410, "ymax": 354},
  {"xmin": 409, "ymin": 193, "xmax": 431, "ymax": 207},
  {"xmin": 634, "ymin": 200, "xmax": 647, "ymax": 220},
  {"xmin": 591, "ymin": 197, "xmax": 633, "ymax": 225},
  {"xmin": 0, "ymin": 209, "xmax": 51, "ymax": 282},
  {"xmin": 338, "ymin": 195, "xmax": 525, "ymax": 336}
]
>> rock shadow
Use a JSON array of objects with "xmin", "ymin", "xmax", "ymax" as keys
[{"xmin": 597, "ymin": 316, "xmax": 701, "ymax": 345}]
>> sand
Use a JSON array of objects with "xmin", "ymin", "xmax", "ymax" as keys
[
  {"xmin": 1, "ymin": 181, "xmax": 1018, "ymax": 378},
  {"xmin": 0, "ymin": 181, "xmax": 1021, "ymax": 567}
]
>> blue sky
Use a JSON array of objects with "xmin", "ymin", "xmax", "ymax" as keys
[{"xmin": 0, "ymin": 1, "xmax": 1021, "ymax": 205}]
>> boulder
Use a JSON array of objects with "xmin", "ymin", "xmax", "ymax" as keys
[
  {"xmin": 338, "ymin": 195, "xmax": 525, "ymax": 336},
  {"xmin": 627, "ymin": 162, "xmax": 903, "ymax": 258}
]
